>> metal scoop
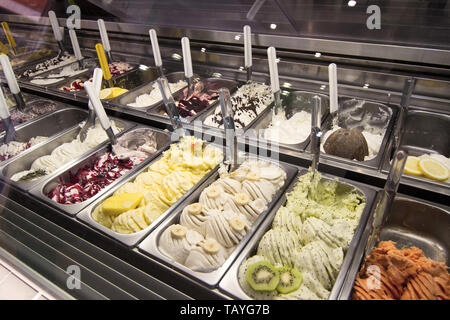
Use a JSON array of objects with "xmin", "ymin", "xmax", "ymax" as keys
[
  {"xmin": 0, "ymin": 87, "xmax": 15, "ymax": 143},
  {"xmin": 219, "ymin": 87, "xmax": 239, "ymax": 171},
  {"xmin": 84, "ymin": 80, "xmax": 117, "ymax": 154},
  {"xmin": 364, "ymin": 150, "xmax": 408, "ymax": 259},
  {"xmin": 0, "ymin": 54, "xmax": 26, "ymax": 111},
  {"xmin": 80, "ymin": 68, "xmax": 102, "ymax": 142},
  {"xmin": 157, "ymin": 75, "xmax": 187, "ymax": 140},
  {"xmin": 267, "ymin": 46, "xmax": 282, "ymax": 116},
  {"xmin": 181, "ymin": 37, "xmax": 194, "ymax": 97},
  {"xmin": 310, "ymin": 95, "xmax": 322, "ymax": 177},
  {"xmin": 48, "ymin": 11, "xmax": 66, "ymax": 54}
]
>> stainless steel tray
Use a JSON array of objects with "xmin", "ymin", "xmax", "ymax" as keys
[
  {"xmin": 246, "ymin": 90, "xmax": 330, "ymax": 153},
  {"xmin": 381, "ymin": 110, "xmax": 450, "ymax": 191},
  {"xmin": 338, "ymin": 194, "xmax": 450, "ymax": 300},
  {"xmin": 0, "ymin": 107, "xmax": 89, "ymax": 165},
  {"xmin": 218, "ymin": 169, "xmax": 377, "ymax": 300},
  {"xmin": 0, "ymin": 98, "xmax": 67, "ymax": 133},
  {"xmin": 148, "ymin": 77, "xmax": 238, "ymax": 124},
  {"xmin": 76, "ymin": 141, "xmax": 224, "ymax": 248},
  {"xmin": 50, "ymin": 61, "xmax": 142, "ymax": 98},
  {"xmin": 15, "ymin": 52, "xmax": 78, "ymax": 80},
  {"xmin": 311, "ymin": 96, "xmax": 398, "ymax": 170},
  {"xmin": 1, "ymin": 88, "xmax": 33, "ymax": 109},
  {"xmin": 109, "ymin": 71, "xmax": 193, "ymax": 113},
  {"xmin": 27, "ymin": 58, "xmax": 98, "ymax": 88},
  {"xmin": 0, "ymin": 116, "xmax": 134, "ymax": 191},
  {"xmin": 196, "ymin": 81, "xmax": 274, "ymax": 134},
  {"xmin": 29, "ymin": 126, "xmax": 172, "ymax": 216},
  {"xmin": 138, "ymin": 156, "xmax": 298, "ymax": 288},
  {"xmin": 9, "ymin": 49, "xmax": 57, "ymax": 71}
]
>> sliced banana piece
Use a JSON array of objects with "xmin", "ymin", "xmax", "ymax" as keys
[
  {"xmin": 171, "ymin": 224, "xmax": 187, "ymax": 239},
  {"xmin": 187, "ymin": 202, "xmax": 202, "ymax": 215},
  {"xmin": 206, "ymin": 186, "xmax": 220, "ymax": 199},
  {"xmin": 235, "ymin": 192, "xmax": 250, "ymax": 206},
  {"xmin": 202, "ymin": 238, "xmax": 220, "ymax": 254},
  {"xmin": 246, "ymin": 172, "xmax": 260, "ymax": 181},
  {"xmin": 229, "ymin": 216, "xmax": 246, "ymax": 232}
]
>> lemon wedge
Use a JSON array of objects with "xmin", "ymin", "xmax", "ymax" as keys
[
  {"xmin": 110, "ymin": 87, "xmax": 128, "ymax": 98},
  {"xmin": 99, "ymin": 88, "xmax": 112, "ymax": 99},
  {"xmin": 102, "ymin": 193, "xmax": 144, "ymax": 216},
  {"xmin": 418, "ymin": 158, "xmax": 449, "ymax": 181},
  {"xmin": 404, "ymin": 156, "xmax": 422, "ymax": 176}
]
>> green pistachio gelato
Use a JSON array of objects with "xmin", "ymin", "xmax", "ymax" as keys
[{"xmin": 238, "ymin": 170, "xmax": 366, "ymax": 300}]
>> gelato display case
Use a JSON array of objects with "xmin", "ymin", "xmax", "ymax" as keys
[{"xmin": 0, "ymin": 0, "xmax": 449, "ymax": 301}]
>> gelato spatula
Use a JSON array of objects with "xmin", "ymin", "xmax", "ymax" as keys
[
  {"xmin": 97, "ymin": 19, "xmax": 113, "ymax": 63},
  {"xmin": 48, "ymin": 11, "xmax": 65, "ymax": 54},
  {"xmin": 365, "ymin": 150, "xmax": 407, "ymax": 259},
  {"xmin": 157, "ymin": 75, "xmax": 187, "ymax": 140},
  {"xmin": 392, "ymin": 77, "xmax": 416, "ymax": 154},
  {"xmin": 0, "ymin": 54, "xmax": 26, "ymax": 111},
  {"xmin": 80, "ymin": 68, "xmax": 102, "ymax": 142},
  {"xmin": 0, "ymin": 41, "xmax": 11, "ymax": 56},
  {"xmin": 95, "ymin": 43, "xmax": 113, "ymax": 88},
  {"xmin": 1, "ymin": 22, "xmax": 17, "ymax": 56},
  {"xmin": 0, "ymin": 85, "xmax": 15, "ymax": 143},
  {"xmin": 84, "ymin": 80, "xmax": 117, "ymax": 153},
  {"xmin": 149, "ymin": 29, "xmax": 163, "ymax": 76},
  {"xmin": 69, "ymin": 29, "xmax": 84, "ymax": 68},
  {"xmin": 219, "ymin": 87, "xmax": 239, "ymax": 171},
  {"xmin": 310, "ymin": 95, "xmax": 322, "ymax": 177},
  {"xmin": 267, "ymin": 46, "xmax": 281, "ymax": 116},
  {"xmin": 181, "ymin": 37, "xmax": 194, "ymax": 96},
  {"xmin": 243, "ymin": 25, "xmax": 252, "ymax": 81},
  {"xmin": 328, "ymin": 63, "xmax": 338, "ymax": 126}
]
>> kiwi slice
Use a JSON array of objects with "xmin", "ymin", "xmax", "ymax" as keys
[
  {"xmin": 276, "ymin": 267, "xmax": 302, "ymax": 294},
  {"xmin": 246, "ymin": 260, "xmax": 279, "ymax": 291}
]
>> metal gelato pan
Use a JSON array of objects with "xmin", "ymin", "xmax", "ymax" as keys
[
  {"xmin": 29, "ymin": 126, "xmax": 172, "ymax": 216},
  {"xmin": 148, "ymin": 78, "xmax": 238, "ymax": 123},
  {"xmin": 52, "ymin": 61, "xmax": 141, "ymax": 96},
  {"xmin": 338, "ymin": 195, "xmax": 450, "ymax": 300},
  {"xmin": 382, "ymin": 110, "xmax": 450, "ymax": 190},
  {"xmin": 138, "ymin": 156, "xmax": 298, "ymax": 288},
  {"xmin": 109, "ymin": 71, "xmax": 194, "ymax": 113},
  {"xmin": 197, "ymin": 81, "xmax": 274, "ymax": 134},
  {"xmin": 27, "ymin": 58, "xmax": 97, "ymax": 87},
  {"xmin": 313, "ymin": 97, "xmax": 398, "ymax": 170},
  {"xmin": 218, "ymin": 170, "xmax": 377, "ymax": 300},
  {"xmin": 76, "ymin": 141, "xmax": 224, "ymax": 248},
  {"xmin": 0, "ymin": 117, "xmax": 133, "ymax": 191},
  {"xmin": 8, "ymin": 48, "xmax": 56, "ymax": 70},
  {"xmin": 247, "ymin": 91, "xmax": 330, "ymax": 153},
  {"xmin": 0, "ymin": 107, "xmax": 88, "ymax": 165},
  {"xmin": 0, "ymin": 98, "xmax": 66, "ymax": 133},
  {"xmin": 1, "ymin": 87, "xmax": 33, "ymax": 109}
]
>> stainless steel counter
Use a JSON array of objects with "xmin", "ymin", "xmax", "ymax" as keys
[{"xmin": 0, "ymin": 14, "xmax": 448, "ymax": 300}]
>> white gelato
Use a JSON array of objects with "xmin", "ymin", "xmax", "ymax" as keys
[
  {"xmin": 127, "ymin": 80, "xmax": 187, "ymax": 108},
  {"xmin": 10, "ymin": 120, "xmax": 122, "ymax": 182},
  {"xmin": 30, "ymin": 64, "xmax": 88, "ymax": 85}
]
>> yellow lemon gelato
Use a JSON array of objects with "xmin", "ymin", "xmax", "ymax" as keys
[{"xmin": 92, "ymin": 136, "xmax": 223, "ymax": 234}]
